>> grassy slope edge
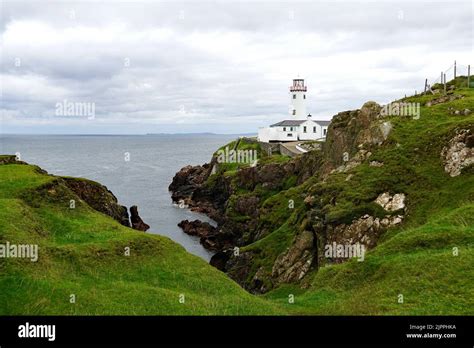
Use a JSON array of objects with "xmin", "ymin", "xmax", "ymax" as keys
[{"xmin": 0, "ymin": 162, "xmax": 283, "ymax": 315}]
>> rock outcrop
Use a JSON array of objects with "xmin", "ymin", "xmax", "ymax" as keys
[
  {"xmin": 441, "ymin": 129, "xmax": 474, "ymax": 177},
  {"xmin": 63, "ymin": 177, "xmax": 130, "ymax": 227},
  {"xmin": 325, "ymin": 214, "xmax": 403, "ymax": 252},
  {"xmin": 375, "ymin": 192, "xmax": 406, "ymax": 212},
  {"xmin": 322, "ymin": 101, "xmax": 389, "ymax": 175},
  {"xmin": 130, "ymin": 205, "xmax": 150, "ymax": 231},
  {"xmin": 177, "ymin": 219, "xmax": 232, "ymax": 251},
  {"xmin": 425, "ymin": 94, "xmax": 464, "ymax": 107},
  {"xmin": 271, "ymin": 230, "xmax": 315, "ymax": 286}
]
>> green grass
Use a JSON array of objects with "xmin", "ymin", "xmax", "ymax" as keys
[
  {"xmin": 1, "ymin": 82, "xmax": 473, "ymax": 315},
  {"xmin": 266, "ymin": 205, "xmax": 474, "ymax": 315},
  {"xmin": 262, "ymin": 85, "xmax": 474, "ymax": 315},
  {"xmin": 0, "ymin": 164, "xmax": 284, "ymax": 315}
]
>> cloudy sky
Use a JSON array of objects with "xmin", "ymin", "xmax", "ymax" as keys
[{"xmin": 0, "ymin": 0, "xmax": 472, "ymax": 134}]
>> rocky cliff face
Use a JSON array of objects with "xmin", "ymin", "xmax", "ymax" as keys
[
  {"xmin": 63, "ymin": 177, "xmax": 131, "ymax": 227},
  {"xmin": 169, "ymin": 101, "xmax": 410, "ymax": 293},
  {"xmin": 322, "ymin": 101, "xmax": 391, "ymax": 175}
]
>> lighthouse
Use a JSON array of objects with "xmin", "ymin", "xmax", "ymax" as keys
[
  {"xmin": 289, "ymin": 78, "xmax": 307, "ymax": 119},
  {"xmin": 257, "ymin": 78, "xmax": 331, "ymax": 143}
]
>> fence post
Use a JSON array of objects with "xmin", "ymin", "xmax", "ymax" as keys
[
  {"xmin": 468, "ymin": 65, "xmax": 471, "ymax": 88},
  {"xmin": 444, "ymin": 73, "xmax": 447, "ymax": 94},
  {"xmin": 441, "ymin": 71, "xmax": 443, "ymax": 85},
  {"xmin": 424, "ymin": 78, "xmax": 428, "ymax": 93},
  {"xmin": 454, "ymin": 60, "xmax": 456, "ymax": 79}
]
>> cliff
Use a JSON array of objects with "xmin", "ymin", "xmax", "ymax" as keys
[{"xmin": 170, "ymin": 76, "xmax": 474, "ymax": 294}]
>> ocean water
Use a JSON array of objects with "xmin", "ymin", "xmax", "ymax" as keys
[{"xmin": 0, "ymin": 134, "xmax": 238, "ymax": 261}]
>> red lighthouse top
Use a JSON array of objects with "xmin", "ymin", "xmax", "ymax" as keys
[{"xmin": 289, "ymin": 79, "xmax": 307, "ymax": 92}]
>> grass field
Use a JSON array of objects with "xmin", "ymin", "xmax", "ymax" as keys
[{"xmin": 1, "ymin": 82, "xmax": 473, "ymax": 315}]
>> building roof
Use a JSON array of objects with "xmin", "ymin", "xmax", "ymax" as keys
[
  {"xmin": 270, "ymin": 120, "xmax": 305, "ymax": 127},
  {"xmin": 314, "ymin": 120, "xmax": 331, "ymax": 126},
  {"xmin": 270, "ymin": 119, "xmax": 332, "ymax": 127}
]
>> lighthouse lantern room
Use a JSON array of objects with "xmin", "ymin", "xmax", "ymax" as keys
[{"xmin": 290, "ymin": 79, "xmax": 307, "ymax": 119}]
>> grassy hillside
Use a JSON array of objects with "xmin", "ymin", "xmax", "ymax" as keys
[
  {"xmin": 262, "ymin": 84, "xmax": 474, "ymax": 314},
  {"xmin": 266, "ymin": 203, "xmax": 474, "ymax": 315},
  {"xmin": 0, "ymin": 161, "xmax": 283, "ymax": 315},
  {"xmin": 1, "ymin": 80, "xmax": 473, "ymax": 315}
]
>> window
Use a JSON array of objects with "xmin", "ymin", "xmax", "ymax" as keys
[
  {"xmin": 324, "ymin": 129, "xmax": 327, "ymax": 136},
  {"xmin": 293, "ymin": 94, "xmax": 296, "ymax": 99},
  {"xmin": 287, "ymin": 133, "xmax": 293, "ymax": 137},
  {"xmin": 292, "ymin": 109, "xmax": 296, "ymax": 115},
  {"xmin": 283, "ymin": 127, "xmax": 286, "ymax": 131},
  {"xmin": 313, "ymin": 126, "xmax": 316, "ymax": 133},
  {"xmin": 303, "ymin": 126, "xmax": 307, "ymax": 133},
  {"xmin": 290, "ymin": 127, "xmax": 293, "ymax": 131},
  {"xmin": 304, "ymin": 94, "xmax": 306, "ymax": 99}
]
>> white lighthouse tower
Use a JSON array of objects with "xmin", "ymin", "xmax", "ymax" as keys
[{"xmin": 289, "ymin": 78, "xmax": 307, "ymax": 120}]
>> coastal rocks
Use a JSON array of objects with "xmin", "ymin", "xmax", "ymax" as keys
[
  {"xmin": 62, "ymin": 177, "xmax": 130, "ymax": 227},
  {"xmin": 271, "ymin": 230, "xmax": 315, "ymax": 285},
  {"xmin": 168, "ymin": 163, "xmax": 213, "ymax": 203},
  {"xmin": 234, "ymin": 195, "xmax": 260, "ymax": 217},
  {"xmin": 178, "ymin": 219, "xmax": 215, "ymax": 238},
  {"xmin": 236, "ymin": 163, "xmax": 288, "ymax": 191},
  {"xmin": 375, "ymin": 192, "xmax": 406, "ymax": 212},
  {"xmin": 130, "ymin": 205, "xmax": 150, "ymax": 231},
  {"xmin": 178, "ymin": 219, "xmax": 231, "ymax": 251},
  {"xmin": 209, "ymin": 249, "xmax": 232, "ymax": 270},
  {"xmin": 441, "ymin": 129, "xmax": 474, "ymax": 177}
]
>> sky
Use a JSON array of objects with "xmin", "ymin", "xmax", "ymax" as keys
[{"xmin": 0, "ymin": 0, "xmax": 473, "ymax": 134}]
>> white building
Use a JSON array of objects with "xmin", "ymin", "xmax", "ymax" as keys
[{"xmin": 258, "ymin": 79, "xmax": 331, "ymax": 143}]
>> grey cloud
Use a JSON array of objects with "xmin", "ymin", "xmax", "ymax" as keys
[{"xmin": 1, "ymin": 1, "xmax": 472, "ymax": 134}]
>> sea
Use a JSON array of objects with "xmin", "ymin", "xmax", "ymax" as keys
[{"xmin": 0, "ymin": 134, "xmax": 239, "ymax": 261}]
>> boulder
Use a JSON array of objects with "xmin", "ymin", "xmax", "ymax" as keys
[
  {"xmin": 375, "ymin": 192, "xmax": 406, "ymax": 212},
  {"xmin": 441, "ymin": 129, "xmax": 474, "ymax": 177}
]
